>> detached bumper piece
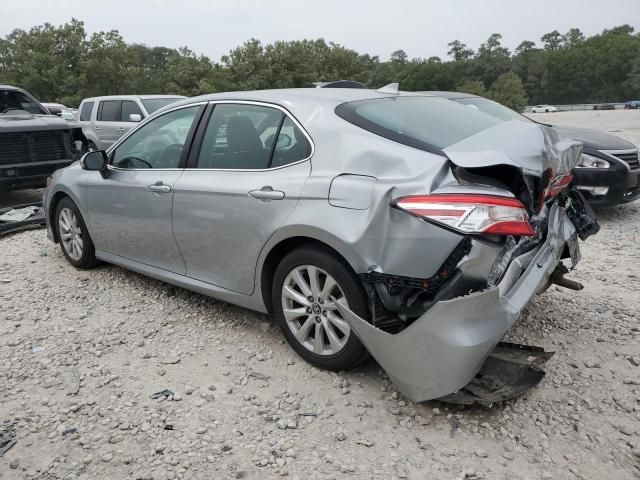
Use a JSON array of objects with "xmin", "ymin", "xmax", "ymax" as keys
[
  {"xmin": 438, "ymin": 342, "xmax": 554, "ymax": 407},
  {"xmin": 0, "ymin": 202, "xmax": 46, "ymax": 237}
]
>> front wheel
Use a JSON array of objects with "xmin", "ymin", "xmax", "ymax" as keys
[
  {"xmin": 272, "ymin": 246, "xmax": 369, "ymax": 371},
  {"xmin": 55, "ymin": 197, "xmax": 98, "ymax": 269}
]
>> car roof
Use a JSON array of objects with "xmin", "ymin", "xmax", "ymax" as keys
[
  {"xmin": 190, "ymin": 88, "xmax": 425, "ymax": 103},
  {"xmin": 165, "ymin": 88, "xmax": 435, "ymax": 118},
  {"xmin": 80, "ymin": 94, "xmax": 187, "ymax": 102}
]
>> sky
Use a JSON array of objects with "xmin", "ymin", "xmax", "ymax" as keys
[{"xmin": 2, "ymin": 0, "xmax": 639, "ymax": 61}]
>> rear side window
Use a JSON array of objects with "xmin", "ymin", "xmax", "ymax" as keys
[
  {"xmin": 196, "ymin": 104, "xmax": 281, "ymax": 169},
  {"xmin": 196, "ymin": 104, "xmax": 311, "ymax": 170},
  {"xmin": 335, "ymin": 96, "xmax": 502, "ymax": 154},
  {"xmin": 122, "ymin": 100, "xmax": 143, "ymax": 121},
  {"xmin": 270, "ymin": 117, "xmax": 312, "ymax": 167},
  {"xmin": 79, "ymin": 101, "xmax": 94, "ymax": 121},
  {"xmin": 98, "ymin": 100, "xmax": 120, "ymax": 122}
]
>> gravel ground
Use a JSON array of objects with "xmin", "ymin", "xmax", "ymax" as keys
[{"xmin": 1, "ymin": 110, "xmax": 639, "ymax": 480}]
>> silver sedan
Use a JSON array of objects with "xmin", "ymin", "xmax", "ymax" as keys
[{"xmin": 43, "ymin": 88, "xmax": 597, "ymax": 401}]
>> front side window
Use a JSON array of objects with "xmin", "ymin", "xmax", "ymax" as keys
[
  {"xmin": 111, "ymin": 106, "xmax": 200, "ymax": 169},
  {"xmin": 196, "ymin": 104, "xmax": 311, "ymax": 169},
  {"xmin": 335, "ymin": 96, "xmax": 502, "ymax": 154},
  {"xmin": 98, "ymin": 100, "xmax": 120, "ymax": 122},
  {"xmin": 79, "ymin": 101, "xmax": 94, "ymax": 121},
  {"xmin": 122, "ymin": 100, "xmax": 143, "ymax": 122}
]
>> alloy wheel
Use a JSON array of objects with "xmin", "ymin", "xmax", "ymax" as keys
[
  {"xmin": 281, "ymin": 265, "xmax": 351, "ymax": 356},
  {"xmin": 58, "ymin": 207, "xmax": 84, "ymax": 261}
]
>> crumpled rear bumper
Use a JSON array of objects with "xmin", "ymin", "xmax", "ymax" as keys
[{"xmin": 336, "ymin": 202, "xmax": 578, "ymax": 401}]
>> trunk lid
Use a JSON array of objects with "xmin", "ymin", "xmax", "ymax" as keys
[{"xmin": 443, "ymin": 120, "xmax": 582, "ymax": 211}]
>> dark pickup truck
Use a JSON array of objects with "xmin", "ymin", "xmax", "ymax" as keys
[{"xmin": 0, "ymin": 85, "xmax": 86, "ymax": 191}]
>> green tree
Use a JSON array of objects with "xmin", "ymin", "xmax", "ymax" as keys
[
  {"xmin": 447, "ymin": 40, "xmax": 474, "ymax": 62},
  {"xmin": 456, "ymin": 79, "xmax": 487, "ymax": 96},
  {"xmin": 2, "ymin": 19, "xmax": 640, "ymax": 107},
  {"xmin": 474, "ymin": 33, "xmax": 511, "ymax": 88},
  {"xmin": 562, "ymin": 28, "xmax": 585, "ymax": 48},
  {"xmin": 489, "ymin": 72, "xmax": 528, "ymax": 111},
  {"xmin": 541, "ymin": 30, "xmax": 563, "ymax": 50}
]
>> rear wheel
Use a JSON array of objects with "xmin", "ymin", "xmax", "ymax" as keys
[
  {"xmin": 55, "ymin": 197, "xmax": 98, "ymax": 269},
  {"xmin": 272, "ymin": 246, "xmax": 369, "ymax": 371}
]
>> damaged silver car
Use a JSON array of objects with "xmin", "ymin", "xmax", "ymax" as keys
[{"xmin": 43, "ymin": 88, "xmax": 598, "ymax": 403}]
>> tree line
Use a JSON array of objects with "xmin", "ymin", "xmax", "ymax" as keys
[{"xmin": 1, "ymin": 19, "xmax": 639, "ymax": 112}]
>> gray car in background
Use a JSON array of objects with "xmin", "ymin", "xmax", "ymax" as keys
[
  {"xmin": 77, "ymin": 94, "xmax": 186, "ymax": 150},
  {"xmin": 43, "ymin": 88, "xmax": 598, "ymax": 402}
]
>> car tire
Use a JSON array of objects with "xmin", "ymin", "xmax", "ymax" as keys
[
  {"xmin": 55, "ymin": 197, "xmax": 99, "ymax": 269},
  {"xmin": 545, "ymin": 109, "xmax": 549, "ymax": 113},
  {"xmin": 272, "ymin": 245, "xmax": 369, "ymax": 371}
]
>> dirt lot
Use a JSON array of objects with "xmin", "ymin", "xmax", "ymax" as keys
[{"xmin": 1, "ymin": 110, "xmax": 639, "ymax": 480}]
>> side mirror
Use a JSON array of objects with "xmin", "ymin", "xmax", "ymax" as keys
[
  {"xmin": 81, "ymin": 150, "xmax": 110, "ymax": 178},
  {"xmin": 48, "ymin": 107, "xmax": 62, "ymax": 116},
  {"xmin": 129, "ymin": 113, "xmax": 142, "ymax": 122}
]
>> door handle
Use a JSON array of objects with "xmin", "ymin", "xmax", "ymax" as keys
[
  {"xmin": 147, "ymin": 182, "xmax": 172, "ymax": 193},
  {"xmin": 249, "ymin": 186, "xmax": 285, "ymax": 201},
  {"xmin": 117, "ymin": 127, "xmax": 125, "ymax": 132},
  {"xmin": 95, "ymin": 126, "xmax": 101, "ymax": 130}
]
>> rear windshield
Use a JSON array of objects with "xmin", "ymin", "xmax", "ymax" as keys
[
  {"xmin": 452, "ymin": 97, "xmax": 532, "ymax": 123},
  {"xmin": 335, "ymin": 96, "xmax": 502, "ymax": 153},
  {"xmin": 142, "ymin": 98, "xmax": 183, "ymax": 113}
]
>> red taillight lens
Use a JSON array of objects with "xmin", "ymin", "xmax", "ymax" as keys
[{"xmin": 394, "ymin": 194, "xmax": 535, "ymax": 237}]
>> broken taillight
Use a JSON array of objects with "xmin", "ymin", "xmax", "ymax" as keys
[{"xmin": 393, "ymin": 194, "xmax": 535, "ymax": 236}]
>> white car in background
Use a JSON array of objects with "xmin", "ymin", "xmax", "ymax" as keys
[
  {"xmin": 77, "ymin": 95, "xmax": 186, "ymax": 150},
  {"xmin": 42, "ymin": 102, "xmax": 76, "ymax": 121},
  {"xmin": 531, "ymin": 105, "xmax": 558, "ymax": 113}
]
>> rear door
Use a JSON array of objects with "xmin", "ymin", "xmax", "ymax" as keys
[{"xmin": 172, "ymin": 102, "xmax": 313, "ymax": 294}]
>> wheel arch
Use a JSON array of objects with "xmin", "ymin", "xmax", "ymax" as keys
[
  {"xmin": 48, "ymin": 188, "xmax": 89, "ymax": 243},
  {"xmin": 258, "ymin": 233, "xmax": 362, "ymax": 314}
]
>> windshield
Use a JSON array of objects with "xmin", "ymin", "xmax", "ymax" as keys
[
  {"xmin": 452, "ymin": 97, "xmax": 532, "ymax": 123},
  {"xmin": 335, "ymin": 96, "xmax": 503, "ymax": 153},
  {"xmin": 0, "ymin": 89, "xmax": 48, "ymax": 115},
  {"xmin": 142, "ymin": 98, "xmax": 183, "ymax": 114}
]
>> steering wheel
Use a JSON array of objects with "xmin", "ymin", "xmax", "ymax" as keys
[
  {"xmin": 118, "ymin": 156, "xmax": 153, "ymax": 169},
  {"xmin": 159, "ymin": 144, "xmax": 183, "ymax": 166}
]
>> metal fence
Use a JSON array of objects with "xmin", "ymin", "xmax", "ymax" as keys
[{"xmin": 525, "ymin": 103, "xmax": 628, "ymax": 112}]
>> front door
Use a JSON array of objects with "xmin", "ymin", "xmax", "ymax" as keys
[
  {"xmin": 172, "ymin": 102, "xmax": 313, "ymax": 294},
  {"xmin": 85, "ymin": 104, "xmax": 203, "ymax": 273}
]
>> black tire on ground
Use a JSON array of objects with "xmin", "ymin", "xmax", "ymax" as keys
[
  {"xmin": 55, "ymin": 197, "xmax": 99, "ymax": 269},
  {"xmin": 272, "ymin": 245, "xmax": 369, "ymax": 371}
]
